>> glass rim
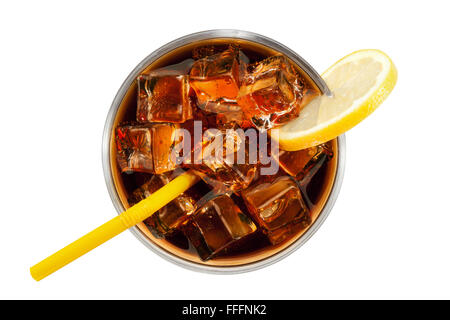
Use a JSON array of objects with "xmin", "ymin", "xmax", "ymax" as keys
[{"xmin": 101, "ymin": 29, "xmax": 346, "ymax": 274}]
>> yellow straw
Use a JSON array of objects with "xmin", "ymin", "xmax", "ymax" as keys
[{"xmin": 30, "ymin": 170, "xmax": 200, "ymax": 281}]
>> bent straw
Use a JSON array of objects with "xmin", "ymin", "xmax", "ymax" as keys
[{"xmin": 30, "ymin": 170, "xmax": 200, "ymax": 281}]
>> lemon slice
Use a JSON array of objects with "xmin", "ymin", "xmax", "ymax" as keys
[{"xmin": 272, "ymin": 49, "xmax": 397, "ymax": 151}]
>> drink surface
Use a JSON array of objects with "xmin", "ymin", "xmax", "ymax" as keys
[{"xmin": 110, "ymin": 38, "xmax": 338, "ymax": 266}]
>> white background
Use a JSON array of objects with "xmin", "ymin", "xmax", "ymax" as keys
[{"xmin": 1, "ymin": 0, "xmax": 449, "ymax": 300}]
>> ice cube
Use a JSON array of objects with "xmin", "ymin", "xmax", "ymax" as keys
[
  {"xmin": 137, "ymin": 60, "xmax": 194, "ymax": 123},
  {"xmin": 276, "ymin": 143, "xmax": 333, "ymax": 179},
  {"xmin": 242, "ymin": 175, "xmax": 310, "ymax": 245},
  {"xmin": 189, "ymin": 129, "xmax": 257, "ymax": 192},
  {"xmin": 115, "ymin": 123, "xmax": 181, "ymax": 174},
  {"xmin": 129, "ymin": 173, "xmax": 196, "ymax": 237},
  {"xmin": 183, "ymin": 193, "xmax": 257, "ymax": 260},
  {"xmin": 190, "ymin": 46, "xmax": 248, "ymax": 104},
  {"xmin": 237, "ymin": 55, "xmax": 315, "ymax": 130}
]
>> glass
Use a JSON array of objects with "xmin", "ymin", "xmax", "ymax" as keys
[{"xmin": 102, "ymin": 30, "xmax": 345, "ymax": 273}]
